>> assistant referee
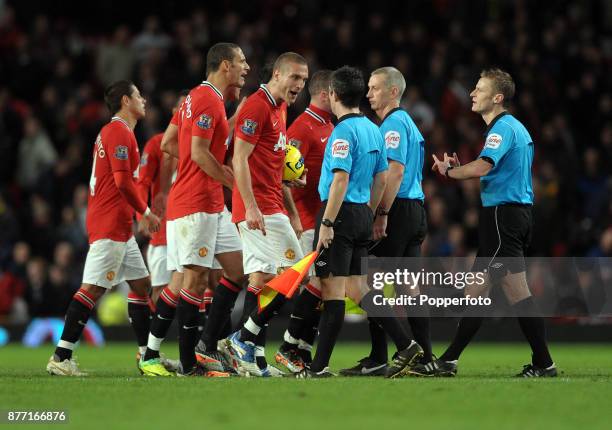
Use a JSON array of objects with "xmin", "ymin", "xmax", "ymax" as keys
[{"xmin": 432, "ymin": 68, "xmax": 556, "ymax": 378}]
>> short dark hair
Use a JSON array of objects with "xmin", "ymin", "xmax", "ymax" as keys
[
  {"xmin": 308, "ymin": 70, "xmax": 333, "ymax": 97},
  {"xmin": 480, "ymin": 68, "xmax": 515, "ymax": 105},
  {"xmin": 104, "ymin": 80, "xmax": 135, "ymax": 115},
  {"xmin": 330, "ymin": 66, "xmax": 364, "ymax": 108},
  {"xmin": 272, "ymin": 52, "xmax": 307, "ymax": 74},
  {"xmin": 206, "ymin": 42, "xmax": 239, "ymax": 75}
]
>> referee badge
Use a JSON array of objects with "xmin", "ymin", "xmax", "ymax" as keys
[{"xmin": 485, "ymin": 133, "xmax": 502, "ymax": 149}]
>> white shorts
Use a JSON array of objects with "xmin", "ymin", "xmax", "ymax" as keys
[
  {"xmin": 238, "ymin": 213, "xmax": 303, "ymax": 275},
  {"xmin": 299, "ymin": 229, "xmax": 315, "ymax": 276},
  {"xmin": 147, "ymin": 245, "xmax": 172, "ymax": 287},
  {"xmin": 83, "ymin": 236, "xmax": 149, "ymax": 289},
  {"xmin": 166, "ymin": 207, "xmax": 242, "ymax": 271}
]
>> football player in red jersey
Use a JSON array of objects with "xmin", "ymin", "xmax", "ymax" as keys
[
  {"xmin": 47, "ymin": 81, "xmax": 161, "ymax": 376},
  {"xmin": 274, "ymin": 70, "xmax": 335, "ymax": 372},
  {"xmin": 225, "ymin": 52, "xmax": 309, "ymax": 377},
  {"xmin": 133, "ymin": 92, "xmax": 186, "ymax": 374},
  {"xmin": 157, "ymin": 43, "xmax": 250, "ymax": 377}
]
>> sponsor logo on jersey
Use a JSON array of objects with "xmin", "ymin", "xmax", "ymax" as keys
[
  {"xmin": 385, "ymin": 130, "xmax": 401, "ymax": 149},
  {"xmin": 114, "ymin": 145, "xmax": 128, "ymax": 160},
  {"xmin": 196, "ymin": 114, "xmax": 212, "ymax": 130},
  {"xmin": 285, "ymin": 249, "xmax": 296, "ymax": 260},
  {"xmin": 332, "ymin": 139, "xmax": 349, "ymax": 158},
  {"xmin": 198, "ymin": 247, "xmax": 208, "ymax": 257},
  {"xmin": 241, "ymin": 119, "xmax": 258, "ymax": 136},
  {"xmin": 485, "ymin": 133, "xmax": 502, "ymax": 149}
]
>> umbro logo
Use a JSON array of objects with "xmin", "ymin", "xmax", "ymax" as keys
[{"xmin": 316, "ymin": 261, "xmax": 327, "ymax": 267}]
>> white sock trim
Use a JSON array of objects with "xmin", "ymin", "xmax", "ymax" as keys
[
  {"xmin": 138, "ymin": 346, "xmax": 147, "ymax": 355},
  {"xmin": 283, "ymin": 330, "xmax": 299, "ymax": 345},
  {"xmin": 297, "ymin": 340, "xmax": 313, "ymax": 351},
  {"xmin": 244, "ymin": 317, "xmax": 262, "ymax": 336},
  {"xmin": 57, "ymin": 340, "xmax": 75, "ymax": 350},
  {"xmin": 147, "ymin": 334, "xmax": 164, "ymax": 351}
]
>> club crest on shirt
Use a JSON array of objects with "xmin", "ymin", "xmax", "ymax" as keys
[
  {"xmin": 241, "ymin": 119, "xmax": 258, "ymax": 136},
  {"xmin": 140, "ymin": 153, "xmax": 148, "ymax": 166},
  {"xmin": 384, "ymin": 130, "xmax": 401, "ymax": 149},
  {"xmin": 196, "ymin": 114, "xmax": 212, "ymax": 130},
  {"xmin": 332, "ymin": 139, "xmax": 349, "ymax": 158},
  {"xmin": 485, "ymin": 133, "xmax": 502, "ymax": 149},
  {"xmin": 114, "ymin": 145, "xmax": 128, "ymax": 160},
  {"xmin": 106, "ymin": 271, "xmax": 115, "ymax": 281},
  {"xmin": 198, "ymin": 247, "xmax": 208, "ymax": 257}
]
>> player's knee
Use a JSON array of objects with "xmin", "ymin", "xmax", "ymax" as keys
[{"xmin": 81, "ymin": 284, "xmax": 107, "ymax": 300}]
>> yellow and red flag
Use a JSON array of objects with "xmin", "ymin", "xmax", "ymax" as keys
[{"xmin": 257, "ymin": 251, "xmax": 319, "ymax": 310}]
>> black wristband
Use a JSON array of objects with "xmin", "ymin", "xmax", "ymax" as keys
[
  {"xmin": 376, "ymin": 207, "xmax": 389, "ymax": 216},
  {"xmin": 321, "ymin": 218, "xmax": 335, "ymax": 227},
  {"xmin": 445, "ymin": 166, "xmax": 454, "ymax": 178}
]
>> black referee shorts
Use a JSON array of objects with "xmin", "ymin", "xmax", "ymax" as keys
[
  {"xmin": 313, "ymin": 202, "xmax": 374, "ymax": 278},
  {"xmin": 472, "ymin": 204, "xmax": 533, "ymax": 277},
  {"xmin": 370, "ymin": 198, "xmax": 427, "ymax": 257}
]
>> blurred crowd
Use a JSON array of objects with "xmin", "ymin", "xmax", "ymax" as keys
[{"xmin": 1, "ymin": 0, "xmax": 611, "ymax": 323}]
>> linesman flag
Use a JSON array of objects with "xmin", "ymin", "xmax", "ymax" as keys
[{"xmin": 258, "ymin": 251, "xmax": 319, "ymax": 310}]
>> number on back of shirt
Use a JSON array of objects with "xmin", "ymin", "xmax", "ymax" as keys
[{"xmin": 89, "ymin": 134, "xmax": 105, "ymax": 196}]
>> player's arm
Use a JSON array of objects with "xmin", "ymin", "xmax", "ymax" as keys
[
  {"xmin": 432, "ymin": 152, "xmax": 492, "ymax": 179},
  {"xmin": 191, "ymin": 135, "xmax": 233, "ymax": 188},
  {"xmin": 160, "ymin": 122, "xmax": 179, "ymax": 158},
  {"xmin": 283, "ymin": 184, "xmax": 303, "ymax": 239},
  {"xmin": 233, "ymin": 138, "xmax": 266, "ymax": 234},
  {"xmin": 377, "ymin": 160, "xmax": 403, "ymax": 211}
]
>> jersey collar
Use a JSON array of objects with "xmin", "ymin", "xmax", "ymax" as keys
[
  {"xmin": 382, "ymin": 106, "xmax": 403, "ymax": 122},
  {"xmin": 305, "ymin": 104, "xmax": 332, "ymax": 124},
  {"xmin": 484, "ymin": 111, "xmax": 509, "ymax": 135},
  {"xmin": 111, "ymin": 116, "xmax": 131, "ymax": 130},
  {"xmin": 201, "ymin": 81, "xmax": 224, "ymax": 100},
  {"xmin": 259, "ymin": 84, "xmax": 277, "ymax": 107},
  {"xmin": 337, "ymin": 112, "xmax": 363, "ymax": 124}
]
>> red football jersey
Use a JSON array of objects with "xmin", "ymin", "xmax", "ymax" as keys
[
  {"xmin": 166, "ymin": 82, "xmax": 229, "ymax": 220},
  {"xmin": 232, "ymin": 85, "xmax": 288, "ymax": 223},
  {"xmin": 138, "ymin": 133, "xmax": 167, "ymax": 246},
  {"xmin": 288, "ymin": 105, "xmax": 334, "ymax": 230},
  {"xmin": 86, "ymin": 117, "xmax": 141, "ymax": 243}
]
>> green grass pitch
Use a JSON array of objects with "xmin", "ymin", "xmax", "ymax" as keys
[{"xmin": 1, "ymin": 342, "xmax": 611, "ymax": 429}]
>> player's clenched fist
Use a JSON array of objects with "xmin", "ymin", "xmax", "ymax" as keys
[{"xmin": 245, "ymin": 206, "xmax": 266, "ymax": 236}]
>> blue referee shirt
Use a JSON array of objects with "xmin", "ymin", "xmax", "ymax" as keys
[
  {"xmin": 318, "ymin": 113, "xmax": 388, "ymax": 204},
  {"xmin": 479, "ymin": 112, "xmax": 534, "ymax": 207},
  {"xmin": 380, "ymin": 108, "xmax": 425, "ymax": 201}
]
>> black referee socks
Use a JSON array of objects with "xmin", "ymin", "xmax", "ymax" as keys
[
  {"xmin": 367, "ymin": 317, "xmax": 388, "ymax": 364},
  {"xmin": 513, "ymin": 297, "xmax": 553, "ymax": 368},
  {"xmin": 360, "ymin": 290, "xmax": 411, "ymax": 352},
  {"xmin": 310, "ymin": 300, "xmax": 345, "ymax": 372}
]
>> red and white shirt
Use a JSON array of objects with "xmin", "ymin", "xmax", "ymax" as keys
[
  {"xmin": 86, "ymin": 117, "xmax": 141, "ymax": 244},
  {"xmin": 232, "ymin": 85, "xmax": 288, "ymax": 223},
  {"xmin": 288, "ymin": 104, "xmax": 334, "ymax": 230},
  {"xmin": 167, "ymin": 82, "xmax": 229, "ymax": 220},
  {"xmin": 138, "ymin": 133, "xmax": 166, "ymax": 246}
]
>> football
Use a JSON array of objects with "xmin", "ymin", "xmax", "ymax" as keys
[{"xmin": 283, "ymin": 144, "xmax": 305, "ymax": 181}]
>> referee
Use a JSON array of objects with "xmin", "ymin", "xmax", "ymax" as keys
[
  {"xmin": 340, "ymin": 66, "xmax": 433, "ymax": 377},
  {"xmin": 297, "ymin": 66, "xmax": 423, "ymax": 378},
  {"xmin": 432, "ymin": 68, "xmax": 556, "ymax": 377}
]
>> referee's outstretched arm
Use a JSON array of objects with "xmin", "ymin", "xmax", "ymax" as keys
[{"xmin": 431, "ymin": 153, "xmax": 492, "ymax": 180}]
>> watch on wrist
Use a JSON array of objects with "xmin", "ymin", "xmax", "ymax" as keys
[
  {"xmin": 376, "ymin": 207, "xmax": 389, "ymax": 216},
  {"xmin": 321, "ymin": 218, "xmax": 335, "ymax": 228}
]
